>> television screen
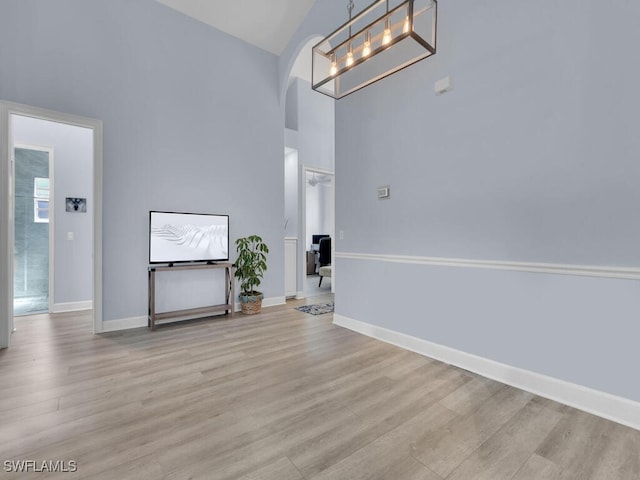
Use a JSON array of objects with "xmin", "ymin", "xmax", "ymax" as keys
[
  {"xmin": 149, "ymin": 211, "xmax": 229, "ymax": 264},
  {"xmin": 312, "ymin": 234, "xmax": 330, "ymax": 245}
]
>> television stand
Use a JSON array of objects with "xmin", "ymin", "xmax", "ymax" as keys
[{"xmin": 147, "ymin": 262, "xmax": 234, "ymax": 330}]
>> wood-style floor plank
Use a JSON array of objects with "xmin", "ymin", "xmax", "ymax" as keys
[
  {"xmin": 444, "ymin": 397, "xmax": 563, "ymax": 480},
  {"xmin": 237, "ymin": 457, "xmax": 304, "ymax": 480},
  {"xmin": 0, "ymin": 296, "xmax": 638, "ymax": 480},
  {"xmin": 413, "ymin": 386, "xmax": 534, "ymax": 478},
  {"xmin": 511, "ymin": 454, "xmax": 562, "ymax": 480}
]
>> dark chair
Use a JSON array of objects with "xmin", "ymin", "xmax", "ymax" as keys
[{"xmin": 318, "ymin": 237, "xmax": 331, "ymax": 286}]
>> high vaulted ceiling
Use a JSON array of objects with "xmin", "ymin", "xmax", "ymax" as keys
[{"xmin": 155, "ymin": 0, "xmax": 316, "ymax": 55}]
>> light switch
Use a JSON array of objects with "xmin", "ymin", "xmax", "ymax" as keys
[
  {"xmin": 339, "ymin": 230, "xmax": 344, "ymax": 240},
  {"xmin": 67, "ymin": 232, "xmax": 74, "ymax": 241},
  {"xmin": 378, "ymin": 186, "xmax": 391, "ymax": 199},
  {"xmin": 435, "ymin": 75, "xmax": 453, "ymax": 95}
]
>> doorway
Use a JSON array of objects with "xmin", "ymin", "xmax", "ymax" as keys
[
  {"xmin": 302, "ymin": 165, "xmax": 335, "ymax": 297},
  {"xmin": 0, "ymin": 101, "xmax": 103, "ymax": 348},
  {"xmin": 13, "ymin": 145, "xmax": 54, "ymax": 315}
]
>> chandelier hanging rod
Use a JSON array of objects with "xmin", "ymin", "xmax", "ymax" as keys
[{"xmin": 317, "ymin": 0, "xmax": 384, "ymax": 51}]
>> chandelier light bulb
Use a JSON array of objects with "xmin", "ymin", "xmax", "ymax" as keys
[
  {"xmin": 382, "ymin": 19, "xmax": 392, "ymax": 45},
  {"xmin": 346, "ymin": 43, "xmax": 354, "ymax": 67},
  {"xmin": 362, "ymin": 31, "xmax": 371, "ymax": 57},
  {"xmin": 311, "ymin": 0, "xmax": 438, "ymax": 99}
]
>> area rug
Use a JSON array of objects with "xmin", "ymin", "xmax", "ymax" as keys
[{"xmin": 295, "ymin": 302, "xmax": 334, "ymax": 315}]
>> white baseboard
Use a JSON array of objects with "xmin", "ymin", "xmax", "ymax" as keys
[
  {"xmin": 333, "ymin": 313, "xmax": 640, "ymax": 431},
  {"xmin": 101, "ymin": 296, "xmax": 287, "ymax": 333},
  {"xmin": 51, "ymin": 301, "xmax": 92, "ymax": 313},
  {"xmin": 296, "ymin": 291, "xmax": 306, "ymax": 299},
  {"xmin": 101, "ymin": 315, "xmax": 147, "ymax": 332}
]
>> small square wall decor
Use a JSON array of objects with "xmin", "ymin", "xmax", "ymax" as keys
[{"xmin": 66, "ymin": 197, "xmax": 87, "ymax": 213}]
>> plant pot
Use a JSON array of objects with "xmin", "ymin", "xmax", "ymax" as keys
[{"xmin": 239, "ymin": 293, "xmax": 264, "ymax": 315}]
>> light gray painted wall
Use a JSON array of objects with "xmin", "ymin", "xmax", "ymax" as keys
[
  {"xmin": 284, "ymin": 149, "xmax": 298, "ymax": 238},
  {"xmin": 285, "ymin": 81, "xmax": 299, "ymax": 131},
  {"xmin": 333, "ymin": 0, "xmax": 640, "ymax": 265},
  {"xmin": 296, "ymin": 78, "xmax": 335, "ymax": 172},
  {"xmin": 284, "ymin": 128, "xmax": 298, "ymax": 151},
  {"xmin": 336, "ymin": 258, "xmax": 640, "ymax": 403},
  {"xmin": 12, "ymin": 115, "xmax": 93, "ymax": 305},
  {"xmin": 284, "ymin": 0, "xmax": 640, "ymax": 403},
  {"xmin": 0, "ymin": 0, "xmax": 284, "ymax": 322}
]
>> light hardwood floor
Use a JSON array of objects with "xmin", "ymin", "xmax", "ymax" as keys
[{"xmin": 1, "ymin": 297, "xmax": 638, "ymax": 479}]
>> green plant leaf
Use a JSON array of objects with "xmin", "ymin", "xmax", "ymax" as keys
[{"xmin": 233, "ymin": 234, "xmax": 269, "ymax": 295}]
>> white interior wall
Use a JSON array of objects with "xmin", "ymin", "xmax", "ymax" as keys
[
  {"xmin": 305, "ymin": 172, "xmax": 322, "ymax": 249},
  {"xmin": 319, "ymin": 184, "xmax": 331, "ymax": 236},
  {"xmin": 284, "ymin": 149, "xmax": 298, "ymax": 238}
]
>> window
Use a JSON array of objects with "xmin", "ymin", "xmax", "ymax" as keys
[{"xmin": 34, "ymin": 177, "xmax": 50, "ymax": 223}]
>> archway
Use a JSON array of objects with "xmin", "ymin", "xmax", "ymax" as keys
[{"xmin": 283, "ymin": 36, "xmax": 336, "ymax": 298}]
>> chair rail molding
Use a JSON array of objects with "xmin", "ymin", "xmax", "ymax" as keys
[{"xmin": 335, "ymin": 252, "xmax": 640, "ymax": 281}]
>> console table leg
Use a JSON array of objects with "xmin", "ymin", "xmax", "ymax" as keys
[
  {"xmin": 225, "ymin": 267, "xmax": 230, "ymax": 314},
  {"xmin": 230, "ymin": 266, "xmax": 235, "ymax": 315},
  {"xmin": 149, "ymin": 269, "xmax": 156, "ymax": 331}
]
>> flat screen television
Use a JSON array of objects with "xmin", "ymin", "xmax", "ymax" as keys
[
  {"xmin": 312, "ymin": 234, "xmax": 330, "ymax": 244},
  {"xmin": 149, "ymin": 211, "xmax": 229, "ymax": 264}
]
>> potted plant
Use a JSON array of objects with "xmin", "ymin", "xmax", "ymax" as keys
[{"xmin": 234, "ymin": 234, "xmax": 269, "ymax": 314}]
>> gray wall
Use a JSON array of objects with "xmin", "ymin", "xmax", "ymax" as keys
[
  {"xmin": 12, "ymin": 116, "xmax": 94, "ymax": 306},
  {"xmin": 334, "ymin": 0, "xmax": 640, "ymax": 266},
  {"xmin": 283, "ymin": 0, "xmax": 640, "ymax": 403},
  {"xmin": 285, "ymin": 81, "xmax": 299, "ymax": 131},
  {"xmin": 284, "ymin": 149, "xmax": 298, "ymax": 238},
  {"xmin": 296, "ymin": 78, "xmax": 335, "ymax": 172},
  {"xmin": 0, "ymin": 0, "xmax": 284, "ymax": 322}
]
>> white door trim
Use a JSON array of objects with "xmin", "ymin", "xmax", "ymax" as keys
[
  {"xmin": 13, "ymin": 143, "xmax": 55, "ymax": 314},
  {"xmin": 0, "ymin": 103, "xmax": 11, "ymax": 348},
  {"xmin": 0, "ymin": 101, "xmax": 103, "ymax": 347}
]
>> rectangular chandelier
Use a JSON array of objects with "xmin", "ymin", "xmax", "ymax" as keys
[{"xmin": 312, "ymin": 0, "xmax": 437, "ymax": 99}]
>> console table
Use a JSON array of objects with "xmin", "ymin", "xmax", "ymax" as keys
[{"xmin": 148, "ymin": 262, "xmax": 234, "ymax": 330}]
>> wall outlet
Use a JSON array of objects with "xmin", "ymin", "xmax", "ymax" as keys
[
  {"xmin": 339, "ymin": 230, "xmax": 344, "ymax": 240},
  {"xmin": 67, "ymin": 232, "xmax": 74, "ymax": 241}
]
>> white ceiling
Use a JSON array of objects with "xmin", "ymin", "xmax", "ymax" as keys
[{"xmin": 155, "ymin": 0, "xmax": 316, "ymax": 55}]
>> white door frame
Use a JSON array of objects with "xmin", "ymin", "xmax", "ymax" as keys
[
  {"xmin": 13, "ymin": 143, "xmax": 55, "ymax": 314},
  {"xmin": 0, "ymin": 101, "xmax": 103, "ymax": 348},
  {"xmin": 300, "ymin": 164, "xmax": 335, "ymax": 296}
]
